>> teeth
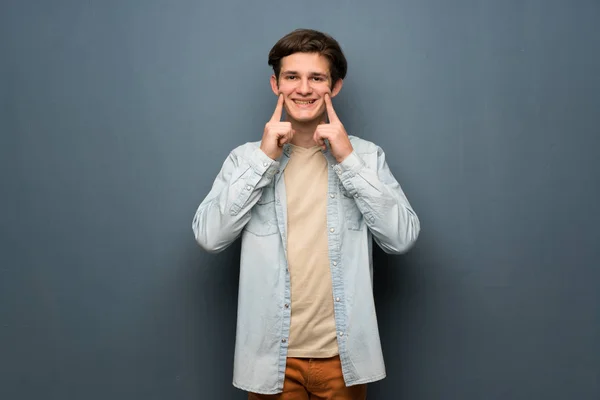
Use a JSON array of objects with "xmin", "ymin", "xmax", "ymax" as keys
[{"xmin": 295, "ymin": 100, "xmax": 315, "ymax": 105}]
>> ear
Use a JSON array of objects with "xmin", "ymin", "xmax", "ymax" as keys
[
  {"xmin": 270, "ymin": 74, "xmax": 279, "ymax": 96},
  {"xmin": 330, "ymin": 79, "xmax": 344, "ymax": 98}
]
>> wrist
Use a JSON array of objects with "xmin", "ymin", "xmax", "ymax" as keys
[
  {"xmin": 335, "ymin": 148, "xmax": 353, "ymax": 163},
  {"xmin": 259, "ymin": 145, "xmax": 278, "ymax": 161}
]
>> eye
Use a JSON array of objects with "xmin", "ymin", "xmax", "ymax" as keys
[
  {"xmin": 312, "ymin": 77, "xmax": 323, "ymax": 82},
  {"xmin": 285, "ymin": 75, "xmax": 297, "ymax": 80}
]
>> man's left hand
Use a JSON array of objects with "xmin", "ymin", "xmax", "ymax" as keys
[{"xmin": 313, "ymin": 93, "xmax": 353, "ymax": 163}]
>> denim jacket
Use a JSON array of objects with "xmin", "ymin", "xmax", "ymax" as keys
[{"xmin": 192, "ymin": 135, "xmax": 420, "ymax": 394}]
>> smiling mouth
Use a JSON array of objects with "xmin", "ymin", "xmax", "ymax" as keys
[{"xmin": 293, "ymin": 99, "xmax": 317, "ymax": 105}]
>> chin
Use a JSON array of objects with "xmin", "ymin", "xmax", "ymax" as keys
[
  {"xmin": 291, "ymin": 115, "xmax": 320, "ymax": 123},
  {"xmin": 288, "ymin": 109, "xmax": 325, "ymax": 123}
]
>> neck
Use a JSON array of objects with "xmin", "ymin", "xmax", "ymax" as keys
[{"xmin": 286, "ymin": 113, "xmax": 326, "ymax": 148}]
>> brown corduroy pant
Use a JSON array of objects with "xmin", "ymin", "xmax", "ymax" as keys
[{"xmin": 248, "ymin": 356, "xmax": 367, "ymax": 400}]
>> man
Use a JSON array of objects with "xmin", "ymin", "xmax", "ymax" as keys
[{"xmin": 193, "ymin": 29, "xmax": 420, "ymax": 399}]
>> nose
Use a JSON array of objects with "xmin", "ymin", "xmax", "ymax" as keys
[{"xmin": 297, "ymin": 78, "xmax": 312, "ymax": 95}]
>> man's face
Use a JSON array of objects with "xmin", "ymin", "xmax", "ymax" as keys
[{"xmin": 270, "ymin": 52, "xmax": 342, "ymax": 123}]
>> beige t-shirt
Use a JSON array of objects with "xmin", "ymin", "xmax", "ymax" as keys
[{"xmin": 284, "ymin": 144, "xmax": 338, "ymax": 358}]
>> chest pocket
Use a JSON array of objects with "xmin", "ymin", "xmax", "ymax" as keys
[
  {"xmin": 244, "ymin": 185, "xmax": 279, "ymax": 236},
  {"xmin": 339, "ymin": 183, "xmax": 364, "ymax": 231}
]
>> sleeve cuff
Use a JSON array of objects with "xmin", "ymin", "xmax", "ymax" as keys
[
  {"xmin": 332, "ymin": 151, "xmax": 364, "ymax": 178},
  {"xmin": 250, "ymin": 148, "xmax": 280, "ymax": 179}
]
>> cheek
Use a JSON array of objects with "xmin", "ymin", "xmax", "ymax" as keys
[
  {"xmin": 277, "ymin": 82, "xmax": 296, "ymax": 95},
  {"xmin": 314, "ymin": 85, "xmax": 332, "ymax": 97}
]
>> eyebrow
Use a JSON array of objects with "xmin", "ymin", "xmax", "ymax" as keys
[{"xmin": 281, "ymin": 71, "xmax": 329, "ymax": 78}]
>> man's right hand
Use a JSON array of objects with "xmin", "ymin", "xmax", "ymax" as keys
[{"xmin": 260, "ymin": 94, "xmax": 294, "ymax": 160}]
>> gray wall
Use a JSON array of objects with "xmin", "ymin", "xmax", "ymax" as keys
[{"xmin": 1, "ymin": 1, "xmax": 599, "ymax": 399}]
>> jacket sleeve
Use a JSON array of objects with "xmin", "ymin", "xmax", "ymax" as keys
[
  {"xmin": 192, "ymin": 146, "xmax": 280, "ymax": 253},
  {"xmin": 333, "ymin": 146, "xmax": 420, "ymax": 254}
]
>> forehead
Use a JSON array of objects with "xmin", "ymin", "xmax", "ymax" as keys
[{"xmin": 280, "ymin": 52, "xmax": 330, "ymax": 75}]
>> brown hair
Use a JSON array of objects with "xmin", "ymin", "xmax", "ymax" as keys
[{"xmin": 268, "ymin": 29, "xmax": 348, "ymax": 87}]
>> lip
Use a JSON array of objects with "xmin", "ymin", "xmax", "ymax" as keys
[{"xmin": 291, "ymin": 99, "xmax": 319, "ymax": 108}]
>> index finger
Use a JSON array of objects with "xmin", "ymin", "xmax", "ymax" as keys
[
  {"xmin": 324, "ymin": 93, "xmax": 339, "ymax": 123},
  {"xmin": 270, "ymin": 94, "xmax": 284, "ymax": 122}
]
